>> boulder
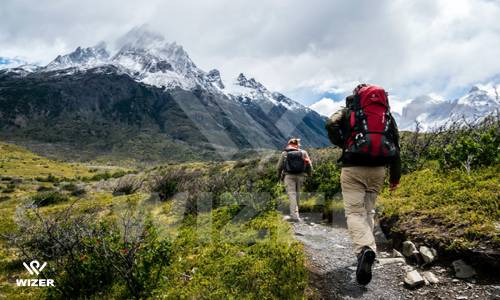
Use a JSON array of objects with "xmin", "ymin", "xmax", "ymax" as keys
[
  {"xmin": 404, "ymin": 270, "xmax": 425, "ymax": 288},
  {"xmin": 419, "ymin": 246, "xmax": 437, "ymax": 264},
  {"xmin": 402, "ymin": 241, "xmax": 418, "ymax": 257},
  {"xmin": 452, "ymin": 260, "xmax": 476, "ymax": 279}
]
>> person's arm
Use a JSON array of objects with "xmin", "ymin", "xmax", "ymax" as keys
[
  {"xmin": 276, "ymin": 151, "xmax": 286, "ymax": 181},
  {"xmin": 303, "ymin": 150, "xmax": 313, "ymax": 176},
  {"xmin": 389, "ymin": 115, "xmax": 401, "ymax": 190},
  {"xmin": 325, "ymin": 107, "xmax": 348, "ymax": 147}
]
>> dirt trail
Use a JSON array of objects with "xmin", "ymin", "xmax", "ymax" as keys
[{"xmin": 292, "ymin": 213, "xmax": 500, "ymax": 300}]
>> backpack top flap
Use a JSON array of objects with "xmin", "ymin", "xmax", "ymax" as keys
[{"xmin": 357, "ymin": 85, "xmax": 389, "ymax": 109}]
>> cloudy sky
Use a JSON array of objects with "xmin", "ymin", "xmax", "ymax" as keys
[{"xmin": 1, "ymin": 0, "xmax": 499, "ymax": 115}]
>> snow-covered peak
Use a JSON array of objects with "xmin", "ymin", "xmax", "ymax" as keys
[
  {"xmin": 206, "ymin": 69, "xmax": 224, "ymax": 89},
  {"xmin": 114, "ymin": 27, "xmax": 196, "ymax": 75},
  {"xmin": 236, "ymin": 73, "xmax": 267, "ymax": 92},
  {"xmin": 45, "ymin": 43, "xmax": 109, "ymax": 71},
  {"xmin": 111, "ymin": 27, "xmax": 206, "ymax": 90},
  {"xmin": 225, "ymin": 73, "xmax": 307, "ymax": 112},
  {"xmin": 458, "ymin": 83, "xmax": 499, "ymax": 106}
]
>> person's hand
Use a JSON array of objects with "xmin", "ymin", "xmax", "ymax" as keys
[{"xmin": 389, "ymin": 182, "xmax": 399, "ymax": 191}]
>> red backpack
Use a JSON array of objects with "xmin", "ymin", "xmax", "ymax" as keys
[{"xmin": 344, "ymin": 85, "xmax": 397, "ymax": 160}]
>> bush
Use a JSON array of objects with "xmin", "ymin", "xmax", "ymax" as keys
[
  {"xmin": 378, "ymin": 164, "xmax": 500, "ymax": 250},
  {"xmin": 304, "ymin": 161, "xmax": 341, "ymax": 200},
  {"xmin": 8, "ymin": 204, "xmax": 172, "ymax": 299},
  {"xmin": 399, "ymin": 115, "xmax": 500, "ymax": 173},
  {"xmin": 113, "ymin": 176, "xmax": 143, "ymax": 196},
  {"xmin": 85, "ymin": 170, "xmax": 130, "ymax": 182},
  {"xmin": 36, "ymin": 185, "xmax": 54, "ymax": 192},
  {"xmin": 153, "ymin": 210, "xmax": 308, "ymax": 299},
  {"xmin": 149, "ymin": 169, "xmax": 192, "ymax": 201},
  {"xmin": 2, "ymin": 183, "xmax": 16, "ymax": 194},
  {"xmin": 61, "ymin": 182, "xmax": 87, "ymax": 197},
  {"xmin": 31, "ymin": 191, "xmax": 69, "ymax": 207},
  {"xmin": 439, "ymin": 126, "xmax": 499, "ymax": 172},
  {"xmin": 35, "ymin": 174, "xmax": 59, "ymax": 183}
]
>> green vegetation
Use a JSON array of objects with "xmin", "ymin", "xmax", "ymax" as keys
[
  {"xmin": 380, "ymin": 116, "xmax": 500, "ymax": 251},
  {"xmin": 0, "ymin": 115, "xmax": 498, "ymax": 298},
  {"xmin": 30, "ymin": 191, "xmax": 69, "ymax": 207},
  {"xmin": 0, "ymin": 141, "xmax": 307, "ymax": 299},
  {"xmin": 0, "ymin": 143, "xmax": 92, "ymax": 179},
  {"xmin": 379, "ymin": 165, "xmax": 499, "ymax": 250}
]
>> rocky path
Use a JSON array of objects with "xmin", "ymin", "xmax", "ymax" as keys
[{"xmin": 292, "ymin": 213, "xmax": 500, "ymax": 300}]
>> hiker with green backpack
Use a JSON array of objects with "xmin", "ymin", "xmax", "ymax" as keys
[
  {"xmin": 326, "ymin": 84, "xmax": 401, "ymax": 285},
  {"xmin": 276, "ymin": 138, "xmax": 313, "ymax": 222}
]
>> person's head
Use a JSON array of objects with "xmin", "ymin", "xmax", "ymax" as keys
[
  {"xmin": 353, "ymin": 83, "xmax": 369, "ymax": 94},
  {"xmin": 288, "ymin": 138, "xmax": 301, "ymax": 147}
]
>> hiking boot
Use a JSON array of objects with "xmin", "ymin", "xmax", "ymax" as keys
[{"xmin": 356, "ymin": 246, "xmax": 376, "ymax": 285}]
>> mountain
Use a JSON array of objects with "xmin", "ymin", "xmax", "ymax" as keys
[
  {"xmin": 396, "ymin": 83, "xmax": 500, "ymax": 131},
  {"xmin": 0, "ymin": 27, "xmax": 328, "ymax": 161},
  {"xmin": 225, "ymin": 73, "xmax": 328, "ymax": 147},
  {"xmin": 45, "ymin": 42, "xmax": 110, "ymax": 71}
]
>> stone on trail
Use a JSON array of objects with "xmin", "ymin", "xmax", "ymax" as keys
[
  {"xmin": 402, "ymin": 265, "xmax": 415, "ymax": 273},
  {"xmin": 452, "ymin": 260, "xmax": 476, "ymax": 279},
  {"xmin": 402, "ymin": 241, "xmax": 419, "ymax": 257},
  {"xmin": 392, "ymin": 249, "xmax": 404, "ymax": 258},
  {"xmin": 377, "ymin": 257, "xmax": 406, "ymax": 265},
  {"xmin": 422, "ymin": 271, "xmax": 440, "ymax": 284},
  {"xmin": 419, "ymin": 246, "xmax": 437, "ymax": 264},
  {"xmin": 404, "ymin": 270, "xmax": 425, "ymax": 288}
]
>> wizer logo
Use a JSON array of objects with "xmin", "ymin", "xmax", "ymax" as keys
[{"xmin": 16, "ymin": 260, "xmax": 55, "ymax": 287}]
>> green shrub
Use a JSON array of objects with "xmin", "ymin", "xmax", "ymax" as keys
[
  {"xmin": 154, "ymin": 210, "xmax": 307, "ymax": 299},
  {"xmin": 439, "ymin": 126, "xmax": 499, "ymax": 171},
  {"xmin": 304, "ymin": 161, "xmax": 341, "ymax": 200},
  {"xmin": 31, "ymin": 191, "xmax": 69, "ymax": 207},
  {"xmin": 113, "ymin": 176, "xmax": 143, "ymax": 196},
  {"xmin": 149, "ymin": 174, "xmax": 180, "ymax": 201},
  {"xmin": 8, "ymin": 205, "xmax": 172, "ymax": 299},
  {"xmin": 35, "ymin": 174, "xmax": 59, "ymax": 183},
  {"xmin": 378, "ymin": 164, "xmax": 500, "ymax": 250},
  {"xmin": 2, "ymin": 183, "xmax": 16, "ymax": 193},
  {"xmin": 36, "ymin": 185, "xmax": 54, "ymax": 192}
]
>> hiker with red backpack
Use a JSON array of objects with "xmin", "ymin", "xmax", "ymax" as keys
[
  {"xmin": 276, "ymin": 138, "xmax": 313, "ymax": 222},
  {"xmin": 326, "ymin": 83, "xmax": 401, "ymax": 285}
]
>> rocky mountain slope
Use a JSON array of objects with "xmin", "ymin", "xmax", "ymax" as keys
[{"xmin": 0, "ymin": 27, "xmax": 328, "ymax": 161}]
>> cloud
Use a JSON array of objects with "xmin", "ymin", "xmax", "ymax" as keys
[
  {"xmin": 1, "ymin": 0, "xmax": 499, "ymax": 104},
  {"xmin": 309, "ymin": 98, "xmax": 345, "ymax": 117}
]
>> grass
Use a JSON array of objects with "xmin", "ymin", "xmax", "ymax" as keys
[
  {"xmin": 0, "ymin": 142, "xmax": 93, "ymax": 179},
  {"xmin": 378, "ymin": 163, "xmax": 500, "ymax": 250}
]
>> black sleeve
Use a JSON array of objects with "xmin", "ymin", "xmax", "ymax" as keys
[
  {"xmin": 389, "ymin": 115, "xmax": 401, "ymax": 183},
  {"xmin": 325, "ymin": 107, "xmax": 347, "ymax": 147}
]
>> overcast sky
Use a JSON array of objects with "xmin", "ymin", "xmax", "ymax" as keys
[{"xmin": 1, "ymin": 0, "xmax": 499, "ymax": 114}]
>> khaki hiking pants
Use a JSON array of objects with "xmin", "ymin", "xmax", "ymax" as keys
[
  {"xmin": 341, "ymin": 166, "xmax": 385, "ymax": 255},
  {"xmin": 284, "ymin": 174, "xmax": 304, "ymax": 219}
]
